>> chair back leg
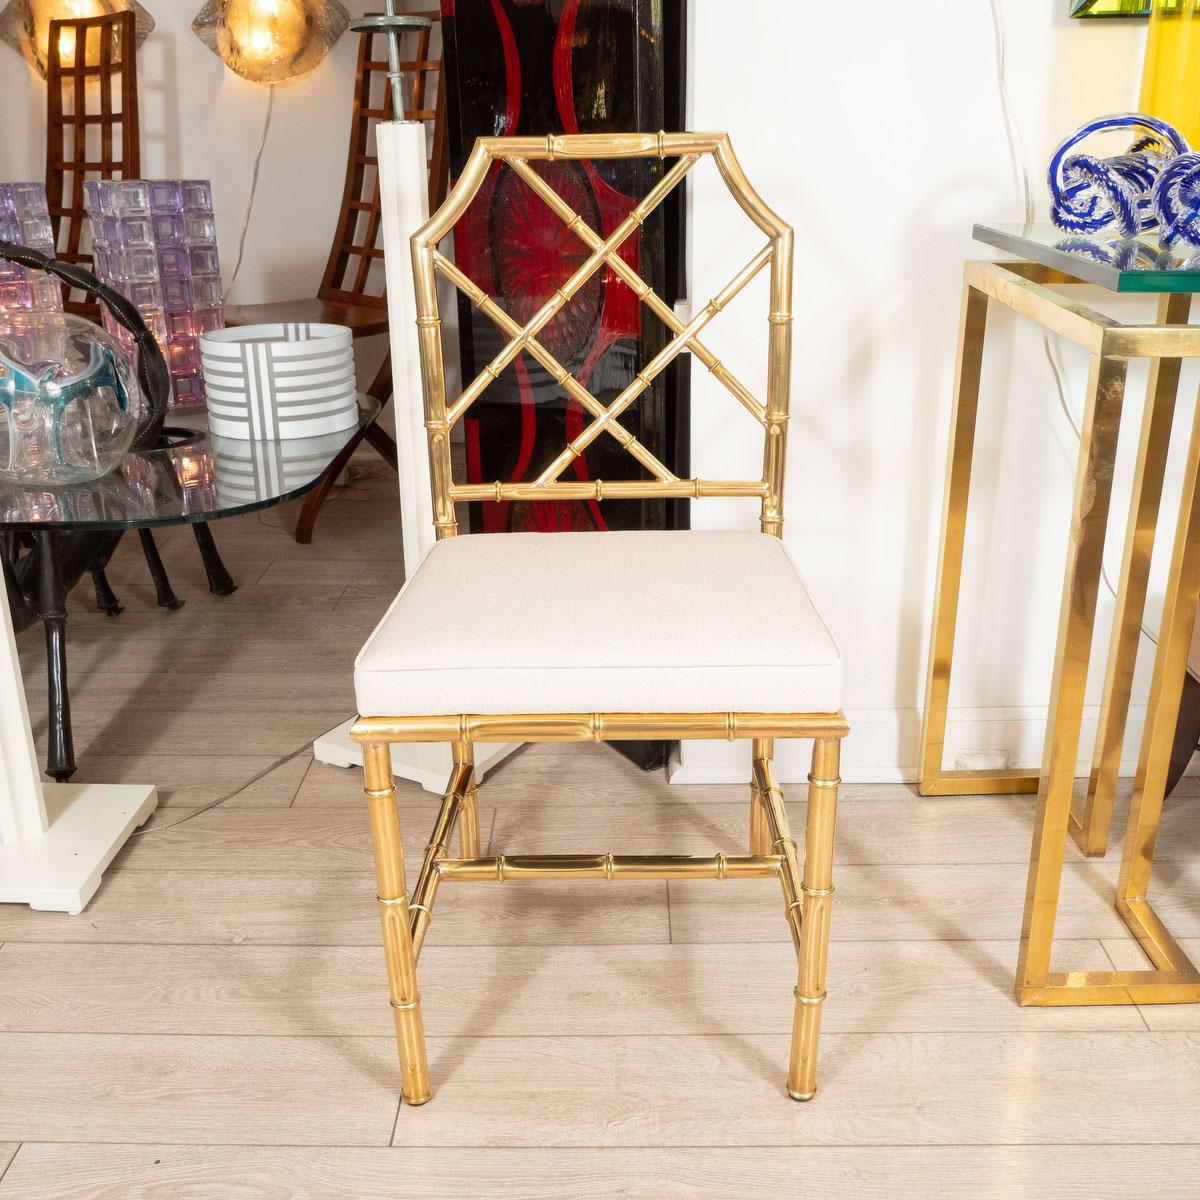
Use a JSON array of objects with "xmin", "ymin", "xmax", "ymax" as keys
[
  {"xmin": 363, "ymin": 741, "xmax": 432, "ymax": 1105},
  {"xmin": 749, "ymin": 736, "xmax": 772, "ymax": 855},
  {"xmin": 454, "ymin": 738, "xmax": 481, "ymax": 857}
]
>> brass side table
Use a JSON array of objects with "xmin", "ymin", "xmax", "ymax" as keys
[{"xmin": 919, "ymin": 223, "xmax": 1200, "ymax": 1006}]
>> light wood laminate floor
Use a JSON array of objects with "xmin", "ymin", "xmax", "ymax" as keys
[{"xmin": 2, "ymin": 459, "xmax": 1199, "ymax": 1198}]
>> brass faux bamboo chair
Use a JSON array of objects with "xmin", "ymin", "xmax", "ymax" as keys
[{"xmin": 352, "ymin": 131, "xmax": 848, "ymax": 1106}]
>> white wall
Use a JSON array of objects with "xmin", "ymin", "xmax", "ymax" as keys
[{"xmin": 677, "ymin": 0, "xmax": 1189, "ymax": 782}]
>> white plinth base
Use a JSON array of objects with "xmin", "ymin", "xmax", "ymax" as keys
[
  {"xmin": 0, "ymin": 783, "xmax": 158, "ymax": 914},
  {"xmin": 313, "ymin": 718, "xmax": 519, "ymax": 794}
]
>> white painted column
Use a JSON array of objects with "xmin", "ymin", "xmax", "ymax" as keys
[
  {"xmin": 0, "ymin": 578, "xmax": 45, "ymax": 845},
  {"xmin": 0, "ymin": 574, "xmax": 156, "ymax": 913},
  {"xmin": 313, "ymin": 120, "xmax": 517, "ymax": 791}
]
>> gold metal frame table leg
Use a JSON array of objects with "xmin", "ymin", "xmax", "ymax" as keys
[
  {"xmin": 918, "ymin": 279, "xmax": 1040, "ymax": 798},
  {"xmin": 1087, "ymin": 373, "xmax": 1200, "ymax": 1004},
  {"xmin": 1070, "ymin": 292, "xmax": 1192, "ymax": 858},
  {"xmin": 1015, "ymin": 352, "xmax": 1128, "ymax": 1003}
]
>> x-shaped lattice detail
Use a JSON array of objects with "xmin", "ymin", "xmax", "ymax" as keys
[{"xmin": 436, "ymin": 152, "xmax": 773, "ymax": 486}]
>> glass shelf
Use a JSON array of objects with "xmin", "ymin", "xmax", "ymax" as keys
[
  {"xmin": 0, "ymin": 398, "xmax": 379, "ymax": 532},
  {"xmin": 974, "ymin": 223, "xmax": 1200, "ymax": 294}
]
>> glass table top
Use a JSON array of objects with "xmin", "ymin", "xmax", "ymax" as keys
[
  {"xmin": 974, "ymin": 223, "xmax": 1200, "ymax": 293},
  {"xmin": 0, "ymin": 398, "xmax": 378, "ymax": 532}
]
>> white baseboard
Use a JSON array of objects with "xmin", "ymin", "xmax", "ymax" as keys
[{"xmin": 668, "ymin": 703, "xmax": 1195, "ymax": 785}]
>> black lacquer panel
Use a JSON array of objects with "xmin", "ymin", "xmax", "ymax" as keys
[
  {"xmin": 441, "ymin": 0, "xmax": 689, "ymax": 536},
  {"xmin": 440, "ymin": 0, "xmax": 689, "ymax": 768}
]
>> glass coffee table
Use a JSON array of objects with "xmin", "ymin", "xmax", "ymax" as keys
[{"xmin": 0, "ymin": 398, "xmax": 378, "ymax": 913}]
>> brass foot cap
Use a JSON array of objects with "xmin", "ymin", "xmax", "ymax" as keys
[
  {"xmin": 788, "ymin": 1088, "xmax": 816, "ymax": 1102},
  {"xmin": 404, "ymin": 1091, "xmax": 433, "ymax": 1106}
]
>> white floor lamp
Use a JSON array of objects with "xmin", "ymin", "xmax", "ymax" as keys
[{"xmin": 312, "ymin": 111, "xmax": 518, "ymax": 792}]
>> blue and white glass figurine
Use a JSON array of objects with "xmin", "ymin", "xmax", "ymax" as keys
[
  {"xmin": 1153, "ymin": 151, "xmax": 1200, "ymax": 248},
  {"xmin": 0, "ymin": 310, "xmax": 143, "ymax": 486},
  {"xmin": 1048, "ymin": 113, "xmax": 1190, "ymax": 237}
]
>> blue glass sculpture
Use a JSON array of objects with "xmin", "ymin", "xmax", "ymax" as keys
[
  {"xmin": 1153, "ymin": 151, "xmax": 1200, "ymax": 248},
  {"xmin": 1048, "ymin": 113, "xmax": 1190, "ymax": 237},
  {"xmin": 0, "ymin": 310, "xmax": 143, "ymax": 486}
]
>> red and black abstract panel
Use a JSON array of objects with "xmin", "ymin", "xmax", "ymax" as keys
[{"xmin": 440, "ymin": 0, "xmax": 689, "ymax": 537}]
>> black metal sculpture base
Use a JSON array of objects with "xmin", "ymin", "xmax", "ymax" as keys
[
  {"xmin": 138, "ymin": 528, "xmax": 184, "ymax": 610},
  {"xmin": 90, "ymin": 568, "xmax": 124, "ymax": 615},
  {"xmin": 37, "ymin": 531, "xmax": 74, "ymax": 782},
  {"xmin": 1, "ymin": 508, "xmax": 237, "ymax": 782},
  {"xmin": 89, "ymin": 536, "xmax": 125, "ymax": 616},
  {"xmin": 2, "ymin": 528, "xmax": 121, "ymax": 780},
  {"xmin": 193, "ymin": 523, "xmax": 237, "ymax": 596}
]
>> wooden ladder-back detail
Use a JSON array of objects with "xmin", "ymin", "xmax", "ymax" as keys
[{"xmin": 45, "ymin": 10, "xmax": 141, "ymax": 319}]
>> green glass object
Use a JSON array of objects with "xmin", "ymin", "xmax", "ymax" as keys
[{"xmin": 1071, "ymin": 0, "xmax": 1152, "ymax": 17}]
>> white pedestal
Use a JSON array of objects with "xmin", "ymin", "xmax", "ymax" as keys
[
  {"xmin": 312, "ymin": 119, "xmax": 519, "ymax": 791},
  {"xmin": 313, "ymin": 719, "xmax": 515, "ymax": 794},
  {"xmin": 1, "ymin": 577, "xmax": 157, "ymax": 914},
  {"xmin": 0, "ymin": 782, "xmax": 157, "ymax": 914}
]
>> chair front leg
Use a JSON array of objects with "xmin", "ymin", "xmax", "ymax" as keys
[
  {"xmin": 791, "ymin": 737, "xmax": 840, "ymax": 1100},
  {"xmin": 362, "ymin": 742, "xmax": 431, "ymax": 1105}
]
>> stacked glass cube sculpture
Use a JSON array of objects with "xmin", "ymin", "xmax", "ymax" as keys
[
  {"xmin": 0, "ymin": 183, "xmax": 64, "ymax": 313},
  {"xmin": 85, "ymin": 178, "xmax": 225, "ymax": 406}
]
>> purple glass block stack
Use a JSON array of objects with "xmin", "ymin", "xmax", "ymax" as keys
[
  {"xmin": 0, "ymin": 183, "xmax": 64, "ymax": 313},
  {"xmin": 86, "ymin": 178, "xmax": 225, "ymax": 407}
]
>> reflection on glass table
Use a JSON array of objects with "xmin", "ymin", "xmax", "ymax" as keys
[
  {"xmin": 0, "ymin": 404, "xmax": 380, "ymax": 530},
  {"xmin": 974, "ymin": 222, "xmax": 1200, "ymax": 293},
  {"xmin": 1, "ymin": 398, "xmax": 379, "ymax": 782}
]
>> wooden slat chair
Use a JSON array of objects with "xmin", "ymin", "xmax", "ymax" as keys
[
  {"xmin": 44, "ymin": 10, "xmax": 235, "ymax": 610},
  {"xmin": 45, "ymin": 9, "xmax": 140, "ymax": 321},
  {"xmin": 225, "ymin": 14, "xmax": 450, "ymax": 544},
  {"xmin": 350, "ymin": 132, "xmax": 849, "ymax": 1106}
]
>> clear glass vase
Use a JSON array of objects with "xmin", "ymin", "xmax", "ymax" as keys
[{"xmin": 0, "ymin": 310, "xmax": 144, "ymax": 487}]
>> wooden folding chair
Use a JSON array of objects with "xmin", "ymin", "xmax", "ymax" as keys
[
  {"xmin": 350, "ymin": 132, "xmax": 848, "ymax": 1106},
  {"xmin": 226, "ymin": 12, "xmax": 449, "ymax": 544}
]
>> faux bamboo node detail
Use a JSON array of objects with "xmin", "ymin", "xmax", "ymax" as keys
[
  {"xmin": 434, "ymin": 853, "xmax": 785, "ymax": 882},
  {"xmin": 351, "ymin": 712, "xmax": 850, "ymax": 744}
]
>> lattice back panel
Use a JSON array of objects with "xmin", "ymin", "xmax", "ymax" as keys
[
  {"xmin": 410, "ymin": 132, "xmax": 794, "ymax": 540},
  {"xmin": 320, "ymin": 12, "xmax": 450, "ymax": 310},
  {"xmin": 45, "ymin": 10, "xmax": 140, "ymax": 319}
]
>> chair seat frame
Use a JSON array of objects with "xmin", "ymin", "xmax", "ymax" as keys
[{"xmin": 353, "ymin": 132, "xmax": 848, "ymax": 1107}]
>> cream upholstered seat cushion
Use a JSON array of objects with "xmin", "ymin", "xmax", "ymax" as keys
[{"xmin": 354, "ymin": 530, "xmax": 842, "ymax": 717}]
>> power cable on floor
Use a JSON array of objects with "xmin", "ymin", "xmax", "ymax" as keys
[{"xmin": 128, "ymin": 738, "xmax": 314, "ymax": 836}]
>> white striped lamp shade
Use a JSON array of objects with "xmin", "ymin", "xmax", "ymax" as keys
[{"xmin": 200, "ymin": 322, "xmax": 359, "ymax": 439}]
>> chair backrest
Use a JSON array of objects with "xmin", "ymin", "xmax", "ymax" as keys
[
  {"xmin": 410, "ymin": 132, "xmax": 794, "ymax": 542},
  {"xmin": 320, "ymin": 13, "xmax": 449, "ymax": 311},
  {"xmin": 45, "ymin": 10, "xmax": 141, "ymax": 319}
]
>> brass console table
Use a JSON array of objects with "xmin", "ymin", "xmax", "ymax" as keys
[{"xmin": 919, "ymin": 223, "xmax": 1200, "ymax": 1006}]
